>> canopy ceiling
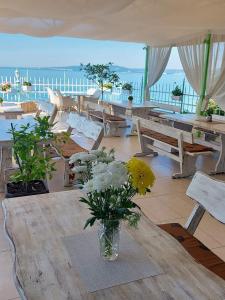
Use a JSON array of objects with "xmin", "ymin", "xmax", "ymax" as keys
[{"xmin": 1, "ymin": 0, "xmax": 225, "ymax": 46}]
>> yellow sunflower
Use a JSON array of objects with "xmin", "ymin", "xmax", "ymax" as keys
[{"xmin": 127, "ymin": 157, "xmax": 155, "ymax": 195}]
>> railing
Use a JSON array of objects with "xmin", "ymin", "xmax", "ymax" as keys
[{"xmin": 0, "ymin": 76, "xmax": 199, "ymax": 113}]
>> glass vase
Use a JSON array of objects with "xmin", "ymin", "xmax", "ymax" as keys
[{"xmin": 98, "ymin": 220, "xmax": 120, "ymax": 261}]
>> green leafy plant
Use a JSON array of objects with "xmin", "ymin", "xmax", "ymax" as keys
[
  {"xmin": 9, "ymin": 116, "xmax": 56, "ymax": 185},
  {"xmin": 80, "ymin": 63, "xmax": 120, "ymax": 99},
  {"xmin": 22, "ymin": 81, "xmax": 32, "ymax": 86},
  {"xmin": 128, "ymin": 95, "xmax": 133, "ymax": 101},
  {"xmin": 171, "ymin": 85, "xmax": 183, "ymax": 97},
  {"xmin": 201, "ymin": 99, "xmax": 224, "ymax": 116},
  {"xmin": 122, "ymin": 82, "xmax": 133, "ymax": 93},
  {"xmin": 0, "ymin": 97, "xmax": 3, "ymax": 104}
]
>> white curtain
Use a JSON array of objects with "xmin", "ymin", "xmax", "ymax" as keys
[
  {"xmin": 145, "ymin": 46, "xmax": 172, "ymax": 100},
  {"xmin": 178, "ymin": 34, "xmax": 225, "ymax": 112},
  {"xmin": 205, "ymin": 35, "xmax": 225, "ymax": 111},
  {"xmin": 178, "ymin": 36, "xmax": 205, "ymax": 96}
]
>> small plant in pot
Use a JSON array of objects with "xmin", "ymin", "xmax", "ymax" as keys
[
  {"xmin": 6, "ymin": 116, "xmax": 56, "ymax": 198},
  {"xmin": 22, "ymin": 81, "xmax": 32, "ymax": 92},
  {"xmin": 122, "ymin": 82, "xmax": 133, "ymax": 94},
  {"xmin": 171, "ymin": 85, "xmax": 183, "ymax": 100},
  {"xmin": 128, "ymin": 95, "xmax": 133, "ymax": 102},
  {"xmin": 1, "ymin": 82, "xmax": 11, "ymax": 93},
  {"xmin": 103, "ymin": 82, "xmax": 113, "ymax": 92},
  {"xmin": 200, "ymin": 99, "xmax": 218, "ymax": 122}
]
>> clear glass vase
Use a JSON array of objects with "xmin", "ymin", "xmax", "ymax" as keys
[{"xmin": 98, "ymin": 220, "xmax": 120, "ymax": 261}]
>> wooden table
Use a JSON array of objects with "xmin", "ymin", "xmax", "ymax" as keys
[
  {"xmin": 0, "ymin": 105, "xmax": 24, "ymax": 119},
  {"xmin": 160, "ymin": 113, "xmax": 225, "ymax": 174},
  {"xmin": 99, "ymin": 99, "xmax": 158, "ymax": 117},
  {"xmin": 3, "ymin": 189, "xmax": 225, "ymax": 300},
  {"xmin": 0, "ymin": 117, "xmax": 36, "ymax": 191}
]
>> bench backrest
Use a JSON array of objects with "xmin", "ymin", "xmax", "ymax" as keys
[
  {"xmin": 187, "ymin": 171, "xmax": 225, "ymax": 224},
  {"xmin": 137, "ymin": 117, "xmax": 193, "ymax": 144},
  {"xmin": 184, "ymin": 171, "xmax": 225, "ymax": 234},
  {"xmin": 67, "ymin": 112, "xmax": 104, "ymax": 150},
  {"xmin": 36, "ymin": 100, "xmax": 58, "ymax": 124}
]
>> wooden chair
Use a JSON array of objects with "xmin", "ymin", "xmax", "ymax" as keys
[
  {"xmin": 159, "ymin": 171, "xmax": 225, "ymax": 280},
  {"xmin": 135, "ymin": 117, "xmax": 213, "ymax": 178},
  {"xmin": 51, "ymin": 112, "xmax": 104, "ymax": 186},
  {"xmin": 47, "ymin": 88, "xmax": 77, "ymax": 111}
]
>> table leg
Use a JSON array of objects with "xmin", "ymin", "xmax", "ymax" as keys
[
  {"xmin": 214, "ymin": 133, "xmax": 225, "ymax": 174},
  {"xmin": 0, "ymin": 145, "xmax": 12, "ymax": 192}
]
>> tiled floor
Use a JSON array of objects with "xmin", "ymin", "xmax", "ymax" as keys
[{"xmin": 1, "ymin": 135, "xmax": 225, "ymax": 299}]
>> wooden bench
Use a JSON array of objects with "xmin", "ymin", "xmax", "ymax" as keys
[
  {"xmin": 88, "ymin": 106, "xmax": 128, "ymax": 136},
  {"xmin": 159, "ymin": 171, "xmax": 225, "ymax": 281},
  {"xmin": 35, "ymin": 100, "xmax": 58, "ymax": 125},
  {"xmin": 136, "ymin": 117, "xmax": 213, "ymax": 178},
  {"xmin": 52, "ymin": 112, "xmax": 104, "ymax": 186}
]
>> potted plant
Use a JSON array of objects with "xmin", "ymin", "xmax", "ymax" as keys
[
  {"xmin": 0, "ymin": 97, "xmax": 3, "ymax": 106},
  {"xmin": 22, "ymin": 81, "xmax": 32, "ymax": 92},
  {"xmin": 122, "ymin": 82, "xmax": 133, "ymax": 95},
  {"xmin": 80, "ymin": 62, "xmax": 120, "ymax": 100},
  {"xmin": 103, "ymin": 82, "xmax": 113, "ymax": 92},
  {"xmin": 1, "ymin": 82, "xmax": 11, "ymax": 93},
  {"xmin": 171, "ymin": 85, "xmax": 183, "ymax": 100},
  {"xmin": 128, "ymin": 95, "xmax": 133, "ymax": 102},
  {"xmin": 198, "ymin": 99, "xmax": 218, "ymax": 122},
  {"xmin": 77, "ymin": 156, "xmax": 155, "ymax": 261},
  {"xmin": 6, "ymin": 116, "xmax": 56, "ymax": 198}
]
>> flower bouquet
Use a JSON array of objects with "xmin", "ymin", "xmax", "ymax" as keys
[
  {"xmin": 1, "ymin": 82, "xmax": 11, "ymax": 92},
  {"xmin": 78, "ymin": 156, "xmax": 155, "ymax": 261}
]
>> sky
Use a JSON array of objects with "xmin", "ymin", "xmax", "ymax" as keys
[{"xmin": 0, "ymin": 34, "xmax": 182, "ymax": 69}]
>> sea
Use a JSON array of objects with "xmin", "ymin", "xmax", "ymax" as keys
[
  {"xmin": 0, "ymin": 66, "xmax": 196, "ymax": 111},
  {"xmin": 0, "ymin": 66, "xmax": 186, "ymax": 86}
]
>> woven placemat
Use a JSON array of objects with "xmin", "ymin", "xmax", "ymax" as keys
[{"xmin": 63, "ymin": 230, "xmax": 162, "ymax": 292}]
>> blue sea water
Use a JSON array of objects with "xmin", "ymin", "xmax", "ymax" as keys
[
  {"xmin": 0, "ymin": 67, "xmax": 197, "ymax": 111},
  {"xmin": 0, "ymin": 66, "xmax": 185, "ymax": 85}
]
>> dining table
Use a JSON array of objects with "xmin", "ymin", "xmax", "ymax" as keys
[
  {"xmin": 0, "ymin": 117, "xmax": 36, "ymax": 192},
  {"xmin": 3, "ymin": 189, "xmax": 225, "ymax": 300},
  {"xmin": 0, "ymin": 105, "xmax": 24, "ymax": 119},
  {"xmin": 99, "ymin": 99, "xmax": 158, "ymax": 117},
  {"xmin": 160, "ymin": 113, "xmax": 225, "ymax": 174}
]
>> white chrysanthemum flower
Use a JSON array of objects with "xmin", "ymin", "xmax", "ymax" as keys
[
  {"xmin": 72, "ymin": 165, "xmax": 87, "ymax": 173},
  {"xmin": 93, "ymin": 173, "xmax": 112, "ymax": 192},
  {"xmin": 83, "ymin": 180, "xmax": 95, "ymax": 193},
  {"xmin": 92, "ymin": 162, "xmax": 108, "ymax": 175},
  {"xmin": 108, "ymin": 161, "xmax": 128, "ymax": 177}
]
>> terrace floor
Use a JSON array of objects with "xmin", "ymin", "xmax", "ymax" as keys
[{"xmin": 1, "ymin": 135, "xmax": 225, "ymax": 299}]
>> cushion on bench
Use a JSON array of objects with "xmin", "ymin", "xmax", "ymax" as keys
[
  {"xmin": 159, "ymin": 223, "xmax": 225, "ymax": 281},
  {"xmin": 140, "ymin": 127, "xmax": 212, "ymax": 153},
  {"xmin": 89, "ymin": 110, "xmax": 125, "ymax": 122}
]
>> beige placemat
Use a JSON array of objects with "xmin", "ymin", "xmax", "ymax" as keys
[{"xmin": 63, "ymin": 230, "xmax": 163, "ymax": 292}]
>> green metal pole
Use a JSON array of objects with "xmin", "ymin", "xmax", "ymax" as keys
[
  {"xmin": 196, "ymin": 33, "xmax": 211, "ymax": 115},
  {"xmin": 143, "ymin": 45, "xmax": 149, "ymax": 100}
]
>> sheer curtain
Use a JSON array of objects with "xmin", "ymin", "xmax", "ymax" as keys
[
  {"xmin": 145, "ymin": 46, "xmax": 172, "ymax": 100},
  {"xmin": 178, "ymin": 34, "xmax": 225, "ymax": 112},
  {"xmin": 178, "ymin": 37, "xmax": 205, "ymax": 106},
  {"xmin": 205, "ymin": 35, "xmax": 225, "ymax": 111}
]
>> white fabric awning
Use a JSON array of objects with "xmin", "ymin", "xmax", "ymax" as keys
[{"xmin": 1, "ymin": 0, "xmax": 225, "ymax": 46}]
